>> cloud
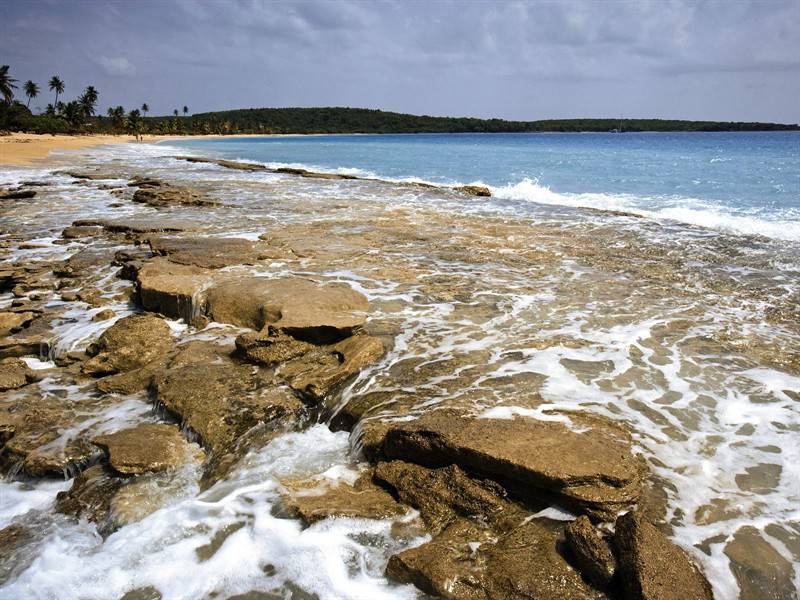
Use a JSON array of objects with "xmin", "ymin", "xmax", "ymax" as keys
[{"xmin": 93, "ymin": 55, "xmax": 136, "ymax": 77}]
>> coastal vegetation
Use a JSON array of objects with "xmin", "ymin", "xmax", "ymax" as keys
[{"xmin": 1, "ymin": 64, "xmax": 798, "ymax": 136}]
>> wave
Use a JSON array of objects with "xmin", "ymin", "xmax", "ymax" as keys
[{"xmin": 492, "ymin": 178, "xmax": 800, "ymax": 242}]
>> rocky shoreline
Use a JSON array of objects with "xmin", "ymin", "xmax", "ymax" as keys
[{"xmin": 1, "ymin": 152, "xmax": 797, "ymax": 599}]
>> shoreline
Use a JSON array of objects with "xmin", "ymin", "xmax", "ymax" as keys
[{"xmin": 0, "ymin": 133, "xmax": 293, "ymax": 167}]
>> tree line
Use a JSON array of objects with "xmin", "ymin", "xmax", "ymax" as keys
[{"xmin": 2, "ymin": 65, "xmax": 798, "ymax": 136}]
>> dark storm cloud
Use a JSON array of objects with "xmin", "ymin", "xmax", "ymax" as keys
[{"xmin": 1, "ymin": 0, "xmax": 798, "ymax": 122}]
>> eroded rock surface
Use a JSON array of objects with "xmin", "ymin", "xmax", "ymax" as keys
[
  {"xmin": 281, "ymin": 470, "xmax": 406, "ymax": 525},
  {"xmin": 82, "ymin": 313, "xmax": 174, "ymax": 376},
  {"xmin": 132, "ymin": 186, "xmax": 216, "ymax": 207},
  {"xmin": 0, "ymin": 358, "xmax": 36, "ymax": 391},
  {"xmin": 93, "ymin": 423, "xmax": 203, "ymax": 475},
  {"xmin": 614, "ymin": 511, "xmax": 713, "ymax": 600},
  {"xmin": 149, "ymin": 236, "xmax": 273, "ymax": 269},
  {"xmin": 565, "ymin": 515, "xmax": 618, "ymax": 588},
  {"xmin": 368, "ymin": 409, "xmax": 642, "ymax": 519}
]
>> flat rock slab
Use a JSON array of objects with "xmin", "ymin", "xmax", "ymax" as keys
[
  {"xmin": 371, "ymin": 409, "xmax": 642, "ymax": 520},
  {"xmin": 149, "ymin": 236, "xmax": 274, "ymax": 269},
  {"xmin": 132, "ymin": 186, "xmax": 216, "ymax": 207},
  {"xmin": 614, "ymin": 511, "xmax": 713, "ymax": 600},
  {"xmin": 281, "ymin": 471, "xmax": 407, "ymax": 525},
  {"xmin": 136, "ymin": 258, "xmax": 216, "ymax": 321},
  {"xmin": 205, "ymin": 277, "xmax": 369, "ymax": 339},
  {"xmin": 93, "ymin": 423, "xmax": 203, "ymax": 474},
  {"xmin": 73, "ymin": 218, "xmax": 195, "ymax": 234},
  {"xmin": 0, "ymin": 311, "xmax": 36, "ymax": 337},
  {"xmin": 83, "ymin": 313, "xmax": 175, "ymax": 376}
]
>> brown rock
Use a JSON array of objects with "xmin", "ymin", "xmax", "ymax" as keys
[
  {"xmin": 204, "ymin": 277, "xmax": 369, "ymax": 340},
  {"xmin": 93, "ymin": 423, "xmax": 203, "ymax": 475},
  {"xmin": 0, "ymin": 337, "xmax": 47, "ymax": 359},
  {"xmin": 82, "ymin": 313, "xmax": 174, "ymax": 376},
  {"xmin": 374, "ymin": 460, "xmax": 513, "ymax": 534},
  {"xmin": 62, "ymin": 226, "xmax": 102, "ymax": 239},
  {"xmin": 136, "ymin": 258, "xmax": 215, "ymax": 321},
  {"xmin": 133, "ymin": 186, "xmax": 216, "ymax": 207},
  {"xmin": 279, "ymin": 333, "xmax": 384, "ymax": 401},
  {"xmin": 54, "ymin": 248, "xmax": 114, "ymax": 279},
  {"xmin": 723, "ymin": 525, "xmax": 798, "ymax": 600},
  {"xmin": 565, "ymin": 515, "xmax": 617, "ymax": 588},
  {"xmin": 614, "ymin": 511, "xmax": 712, "ymax": 600},
  {"xmin": 55, "ymin": 464, "xmax": 125, "ymax": 536},
  {"xmin": 0, "ymin": 189, "xmax": 36, "ymax": 200},
  {"xmin": 454, "ymin": 185, "xmax": 492, "ymax": 197},
  {"xmin": 374, "ymin": 410, "xmax": 642, "ymax": 520},
  {"xmin": 149, "ymin": 236, "xmax": 270, "ymax": 269},
  {"xmin": 91, "ymin": 308, "xmax": 116, "ymax": 321},
  {"xmin": 73, "ymin": 218, "xmax": 192, "ymax": 234},
  {"xmin": 281, "ymin": 471, "xmax": 407, "ymax": 525},
  {"xmin": 0, "ymin": 358, "xmax": 36, "ymax": 391},
  {"xmin": 235, "ymin": 330, "xmax": 315, "ymax": 366},
  {"xmin": 0, "ymin": 311, "xmax": 35, "ymax": 336},
  {"xmin": 387, "ymin": 518, "xmax": 603, "ymax": 600}
]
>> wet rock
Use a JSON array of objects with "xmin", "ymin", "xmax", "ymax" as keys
[
  {"xmin": 454, "ymin": 185, "xmax": 491, "ymax": 197},
  {"xmin": 56, "ymin": 170, "xmax": 117, "ymax": 180},
  {"xmin": 371, "ymin": 410, "xmax": 642, "ymax": 520},
  {"xmin": 136, "ymin": 258, "xmax": 215, "ymax": 321},
  {"xmin": 614, "ymin": 511, "xmax": 712, "ymax": 600},
  {"xmin": 0, "ymin": 523, "xmax": 34, "ymax": 584},
  {"xmin": 279, "ymin": 333, "xmax": 384, "ymax": 402},
  {"xmin": 82, "ymin": 313, "xmax": 174, "ymax": 376},
  {"xmin": 565, "ymin": 515, "xmax": 617, "ymax": 588},
  {"xmin": 235, "ymin": 330, "xmax": 315, "ymax": 366},
  {"xmin": 274, "ymin": 167, "xmax": 358, "ymax": 180},
  {"xmin": 0, "ymin": 358, "xmax": 37, "ymax": 391},
  {"xmin": 55, "ymin": 464, "xmax": 125, "ymax": 535},
  {"xmin": 205, "ymin": 277, "xmax": 369, "ymax": 340},
  {"xmin": 128, "ymin": 176, "xmax": 167, "ymax": 187},
  {"xmin": 133, "ymin": 186, "xmax": 216, "ymax": 207},
  {"xmin": 0, "ymin": 188, "xmax": 36, "ymax": 200},
  {"xmin": 96, "ymin": 357, "xmax": 169, "ymax": 395},
  {"xmin": 62, "ymin": 225, "xmax": 102, "ymax": 239},
  {"xmin": 0, "ymin": 311, "xmax": 35, "ymax": 336},
  {"xmin": 387, "ymin": 518, "xmax": 603, "ymax": 600},
  {"xmin": 73, "ymin": 218, "xmax": 192, "ymax": 234},
  {"xmin": 91, "ymin": 308, "xmax": 117, "ymax": 321},
  {"xmin": 0, "ymin": 337, "xmax": 47, "ymax": 359},
  {"xmin": 373, "ymin": 460, "xmax": 514, "ymax": 534},
  {"xmin": 149, "ymin": 236, "xmax": 272, "ymax": 269},
  {"xmin": 54, "ymin": 247, "xmax": 113, "ymax": 279},
  {"xmin": 281, "ymin": 470, "xmax": 407, "ymax": 525},
  {"xmin": 153, "ymin": 342, "xmax": 307, "ymax": 479},
  {"xmin": 93, "ymin": 423, "xmax": 203, "ymax": 475},
  {"xmin": 723, "ymin": 525, "xmax": 798, "ymax": 600}
]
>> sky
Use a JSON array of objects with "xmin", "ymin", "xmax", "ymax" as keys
[{"xmin": 2, "ymin": 0, "xmax": 798, "ymax": 122}]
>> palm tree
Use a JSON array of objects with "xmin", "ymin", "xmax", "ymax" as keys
[
  {"xmin": 48, "ymin": 76, "xmax": 64, "ymax": 107},
  {"xmin": 0, "ymin": 65, "xmax": 18, "ymax": 104},
  {"xmin": 126, "ymin": 108, "xmax": 142, "ymax": 140},
  {"xmin": 182, "ymin": 105, "xmax": 188, "ymax": 117},
  {"xmin": 79, "ymin": 85, "xmax": 98, "ymax": 118},
  {"xmin": 23, "ymin": 80, "xmax": 39, "ymax": 108},
  {"xmin": 173, "ymin": 108, "xmax": 178, "ymax": 117},
  {"xmin": 141, "ymin": 103, "xmax": 149, "ymax": 118}
]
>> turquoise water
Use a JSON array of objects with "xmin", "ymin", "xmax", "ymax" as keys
[{"xmin": 167, "ymin": 132, "xmax": 800, "ymax": 241}]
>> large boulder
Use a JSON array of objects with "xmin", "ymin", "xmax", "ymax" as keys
[
  {"xmin": 82, "ymin": 313, "xmax": 175, "ymax": 376},
  {"xmin": 368, "ymin": 410, "xmax": 642, "ymax": 520},
  {"xmin": 93, "ymin": 423, "xmax": 203, "ymax": 475},
  {"xmin": 614, "ymin": 511, "xmax": 712, "ymax": 600}
]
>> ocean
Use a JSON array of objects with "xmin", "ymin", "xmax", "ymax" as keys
[
  {"xmin": 168, "ymin": 131, "xmax": 800, "ymax": 242},
  {"xmin": 0, "ymin": 132, "xmax": 798, "ymax": 599}
]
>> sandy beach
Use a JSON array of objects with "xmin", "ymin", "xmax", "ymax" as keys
[{"xmin": 0, "ymin": 133, "xmax": 286, "ymax": 166}]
